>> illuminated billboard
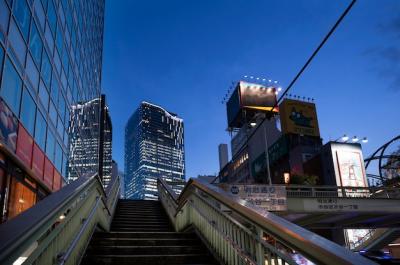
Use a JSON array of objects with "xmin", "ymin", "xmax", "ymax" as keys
[
  {"xmin": 279, "ymin": 99, "xmax": 320, "ymax": 137},
  {"xmin": 336, "ymin": 150, "xmax": 367, "ymax": 187},
  {"xmin": 227, "ymin": 81, "xmax": 278, "ymax": 128}
]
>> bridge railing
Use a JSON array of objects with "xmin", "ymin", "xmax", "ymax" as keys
[
  {"xmin": 0, "ymin": 173, "xmax": 120, "ymax": 265},
  {"xmin": 158, "ymin": 178, "xmax": 376, "ymax": 265}
]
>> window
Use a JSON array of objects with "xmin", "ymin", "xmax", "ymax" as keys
[
  {"xmin": 25, "ymin": 53, "xmax": 39, "ymax": 91},
  {"xmin": 20, "ymin": 88, "xmax": 36, "ymax": 135},
  {"xmin": 46, "ymin": 129, "xmax": 55, "ymax": 161},
  {"xmin": 29, "ymin": 21, "xmax": 42, "ymax": 67},
  {"xmin": 55, "ymin": 142, "xmax": 62, "ymax": 172},
  {"xmin": 0, "ymin": 0, "xmax": 10, "ymax": 34},
  {"xmin": 34, "ymin": 0, "xmax": 45, "ymax": 31},
  {"xmin": 41, "ymin": 50, "xmax": 51, "ymax": 88},
  {"xmin": 38, "ymin": 80, "xmax": 49, "ymax": 110},
  {"xmin": 50, "ymin": 74, "xmax": 59, "ymax": 104},
  {"xmin": 0, "ymin": 57, "xmax": 22, "ymax": 115},
  {"xmin": 9, "ymin": 20, "xmax": 27, "ymax": 66},
  {"xmin": 13, "ymin": 0, "xmax": 31, "ymax": 40},
  {"xmin": 34, "ymin": 110, "xmax": 46, "ymax": 150},
  {"xmin": 49, "ymin": 100, "xmax": 57, "ymax": 126},
  {"xmin": 0, "ymin": 44, "xmax": 4, "ymax": 78},
  {"xmin": 47, "ymin": 0, "xmax": 57, "ymax": 35}
]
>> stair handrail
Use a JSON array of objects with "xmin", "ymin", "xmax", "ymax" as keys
[
  {"xmin": 0, "ymin": 173, "xmax": 120, "ymax": 265},
  {"xmin": 158, "ymin": 178, "xmax": 376, "ymax": 265}
]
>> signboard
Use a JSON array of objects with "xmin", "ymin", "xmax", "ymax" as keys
[
  {"xmin": 279, "ymin": 99, "xmax": 320, "ymax": 137},
  {"xmin": 336, "ymin": 150, "xmax": 367, "ymax": 187},
  {"xmin": 227, "ymin": 81, "xmax": 278, "ymax": 128},
  {"xmin": 224, "ymin": 184, "xmax": 287, "ymax": 211}
]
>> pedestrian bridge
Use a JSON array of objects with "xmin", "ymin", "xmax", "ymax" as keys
[
  {"xmin": 217, "ymin": 184, "xmax": 400, "ymax": 229},
  {"xmin": 0, "ymin": 175, "xmax": 382, "ymax": 265}
]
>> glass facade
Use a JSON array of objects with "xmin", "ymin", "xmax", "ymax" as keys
[
  {"xmin": 0, "ymin": 0, "xmax": 105, "ymax": 222},
  {"xmin": 124, "ymin": 102, "xmax": 185, "ymax": 200}
]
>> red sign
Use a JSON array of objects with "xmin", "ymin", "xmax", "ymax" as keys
[
  {"xmin": 32, "ymin": 144, "xmax": 45, "ymax": 180},
  {"xmin": 53, "ymin": 170, "xmax": 62, "ymax": 191},
  {"xmin": 16, "ymin": 124, "xmax": 33, "ymax": 168},
  {"xmin": 44, "ymin": 158, "xmax": 54, "ymax": 189}
]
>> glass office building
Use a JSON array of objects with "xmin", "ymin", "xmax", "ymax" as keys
[
  {"xmin": 68, "ymin": 95, "xmax": 112, "ymax": 187},
  {"xmin": 125, "ymin": 102, "xmax": 185, "ymax": 200},
  {"xmin": 0, "ymin": 0, "xmax": 105, "ymax": 222}
]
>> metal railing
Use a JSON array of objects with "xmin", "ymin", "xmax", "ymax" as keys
[
  {"xmin": 0, "ymin": 173, "xmax": 120, "ymax": 265},
  {"xmin": 158, "ymin": 178, "xmax": 376, "ymax": 265}
]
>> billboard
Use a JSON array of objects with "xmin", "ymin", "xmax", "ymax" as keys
[
  {"xmin": 336, "ymin": 150, "xmax": 367, "ymax": 187},
  {"xmin": 227, "ymin": 81, "xmax": 278, "ymax": 128},
  {"xmin": 279, "ymin": 99, "xmax": 320, "ymax": 137}
]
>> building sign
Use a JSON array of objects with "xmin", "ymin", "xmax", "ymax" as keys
[
  {"xmin": 279, "ymin": 99, "xmax": 320, "ymax": 137},
  {"xmin": 0, "ymin": 99, "xmax": 18, "ymax": 152},
  {"xmin": 224, "ymin": 184, "xmax": 287, "ymax": 211},
  {"xmin": 336, "ymin": 150, "xmax": 367, "ymax": 187}
]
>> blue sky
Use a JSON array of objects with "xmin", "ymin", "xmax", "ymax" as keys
[{"xmin": 102, "ymin": 0, "xmax": 400, "ymax": 178}]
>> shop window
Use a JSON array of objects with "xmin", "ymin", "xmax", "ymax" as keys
[
  {"xmin": 20, "ymin": 88, "xmax": 36, "ymax": 136},
  {"xmin": 44, "ymin": 157, "xmax": 53, "ymax": 189},
  {"xmin": 0, "ymin": 57, "xmax": 22, "ymax": 116},
  {"xmin": 7, "ymin": 177, "xmax": 36, "ymax": 220},
  {"xmin": 13, "ymin": 0, "xmax": 31, "ymax": 40},
  {"xmin": 29, "ymin": 20, "xmax": 43, "ymax": 67}
]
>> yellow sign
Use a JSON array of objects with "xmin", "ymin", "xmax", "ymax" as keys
[{"xmin": 279, "ymin": 99, "xmax": 320, "ymax": 137}]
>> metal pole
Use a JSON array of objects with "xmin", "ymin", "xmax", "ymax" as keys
[{"xmin": 263, "ymin": 121, "xmax": 272, "ymax": 185}]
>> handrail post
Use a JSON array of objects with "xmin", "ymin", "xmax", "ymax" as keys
[{"xmin": 255, "ymin": 227, "xmax": 264, "ymax": 265}]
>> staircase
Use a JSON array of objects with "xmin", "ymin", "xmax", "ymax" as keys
[{"xmin": 81, "ymin": 200, "xmax": 218, "ymax": 265}]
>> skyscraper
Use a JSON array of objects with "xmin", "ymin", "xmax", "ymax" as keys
[
  {"xmin": 0, "ymin": 0, "xmax": 105, "ymax": 222},
  {"xmin": 125, "ymin": 101, "xmax": 185, "ymax": 200},
  {"xmin": 68, "ymin": 95, "xmax": 112, "ymax": 187}
]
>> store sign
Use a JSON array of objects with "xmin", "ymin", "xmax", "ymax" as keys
[
  {"xmin": 0, "ymin": 99, "xmax": 18, "ymax": 152},
  {"xmin": 225, "ymin": 185, "xmax": 287, "ymax": 211},
  {"xmin": 336, "ymin": 150, "xmax": 367, "ymax": 187},
  {"xmin": 279, "ymin": 99, "xmax": 320, "ymax": 137}
]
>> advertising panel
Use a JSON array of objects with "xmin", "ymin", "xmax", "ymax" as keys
[
  {"xmin": 279, "ymin": 99, "xmax": 320, "ymax": 137},
  {"xmin": 16, "ymin": 124, "xmax": 33, "ymax": 168},
  {"xmin": 226, "ymin": 81, "xmax": 278, "ymax": 128},
  {"xmin": 336, "ymin": 150, "xmax": 367, "ymax": 187},
  {"xmin": 0, "ymin": 99, "xmax": 18, "ymax": 152},
  {"xmin": 239, "ymin": 81, "xmax": 278, "ymax": 112},
  {"xmin": 222, "ymin": 184, "xmax": 287, "ymax": 211}
]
